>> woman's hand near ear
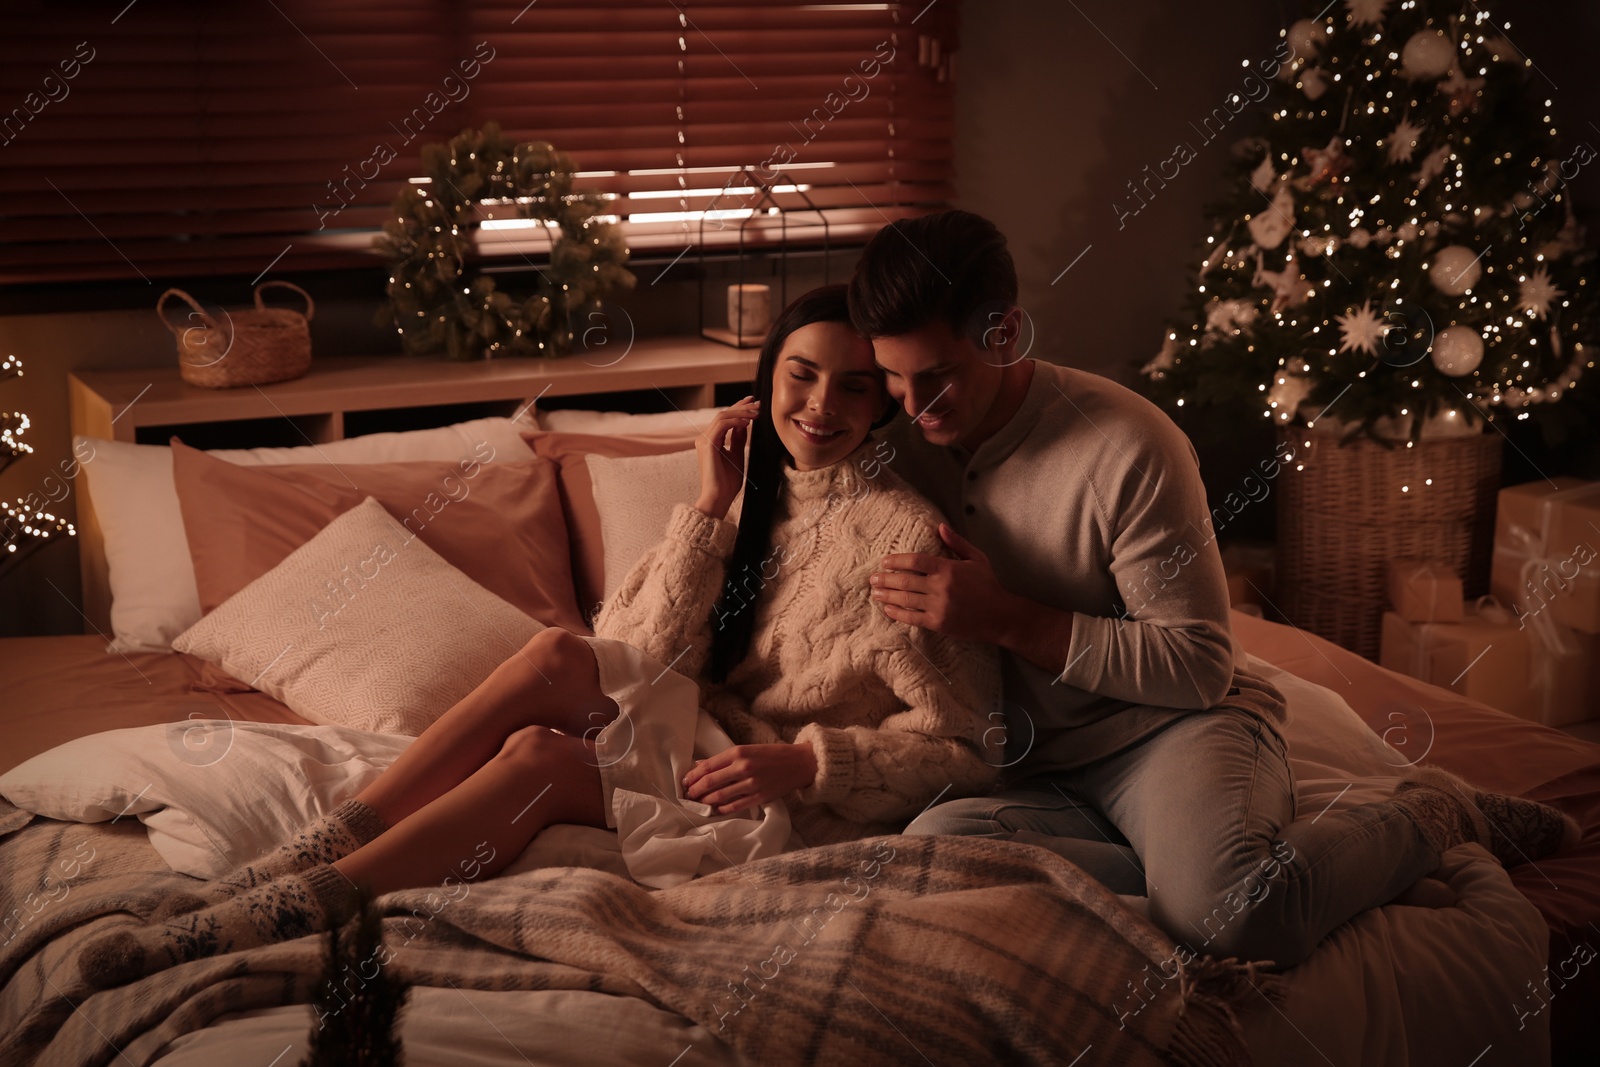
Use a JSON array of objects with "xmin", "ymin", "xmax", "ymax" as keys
[{"xmin": 694, "ymin": 396, "xmax": 760, "ymax": 520}]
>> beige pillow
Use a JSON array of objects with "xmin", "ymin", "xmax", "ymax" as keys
[
  {"xmin": 173, "ymin": 496, "xmax": 544, "ymax": 735},
  {"xmin": 77, "ymin": 417, "xmax": 538, "ymax": 653},
  {"xmin": 587, "ymin": 449, "xmax": 701, "ymax": 603}
]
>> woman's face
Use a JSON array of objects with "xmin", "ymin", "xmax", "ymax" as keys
[{"xmin": 770, "ymin": 320, "xmax": 884, "ymax": 471}]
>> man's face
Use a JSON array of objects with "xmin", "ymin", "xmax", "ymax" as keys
[{"xmin": 871, "ymin": 319, "xmax": 1005, "ymax": 449}]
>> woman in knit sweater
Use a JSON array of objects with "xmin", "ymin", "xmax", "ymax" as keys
[{"xmin": 82, "ymin": 285, "xmax": 1002, "ymax": 987}]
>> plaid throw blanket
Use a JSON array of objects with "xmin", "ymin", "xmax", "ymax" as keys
[{"xmin": 0, "ymin": 801, "xmax": 1268, "ymax": 1067}]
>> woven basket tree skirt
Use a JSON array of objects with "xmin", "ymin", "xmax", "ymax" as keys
[{"xmin": 1274, "ymin": 423, "xmax": 1502, "ymax": 661}]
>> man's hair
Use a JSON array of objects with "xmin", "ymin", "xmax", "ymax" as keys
[{"xmin": 847, "ymin": 209, "xmax": 1018, "ymax": 345}]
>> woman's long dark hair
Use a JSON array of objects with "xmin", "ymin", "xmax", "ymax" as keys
[{"xmin": 705, "ymin": 283, "xmax": 893, "ymax": 684}]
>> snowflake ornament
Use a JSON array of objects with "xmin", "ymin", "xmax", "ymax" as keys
[
  {"xmin": 1386, "ymin": 115, "xmax": 1424, "ymax": 165},
  {"xmin": 1518, "ymin": 267, "xmax": 1566, "ymax": 319},
  {"xmin": 1336, "ymin": 300, "xmax": 1388, "ymax": 356}
]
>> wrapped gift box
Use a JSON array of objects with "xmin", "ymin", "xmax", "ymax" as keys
[
  {"xmin": 1491, "ymin": 477, "xmax": 1600, "ymax": 635},
  {"xmin": 1379, "ymin": 604, "xmax": 1600, "ymax": 726},
  {"xmin": 1387, "ymin": 559, "xmax": 1464, "ymax": 623}
]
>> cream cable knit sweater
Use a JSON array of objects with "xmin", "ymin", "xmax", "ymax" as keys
[{"xmin": 592, "ymin": 439, "xmax": 1002, "ymax": 846}]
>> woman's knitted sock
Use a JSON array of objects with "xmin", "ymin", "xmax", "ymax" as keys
[
  {"xmin": 201, "ymin": 798, "xmax": 388, "ymax": 906},
  {"xmin": 80, "ymin": 864, "xmax": 358, "ymax": 990},
  {"xmin": 1392, "ymin": 765, "xmax": 1579, "ymax": 866}
]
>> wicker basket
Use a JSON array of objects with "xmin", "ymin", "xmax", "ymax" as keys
[
  {"xmin": 158, "ymin": 281, "xmax": 314, "ymax": 389},
  {"xmin": 1274, "ymin": 422, "xmax": 1502, "ymax": 660}
]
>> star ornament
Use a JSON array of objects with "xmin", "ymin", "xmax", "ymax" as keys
[
  {"xmin": 1518, "ymin": 267, "xmax": 1566, "ymax": 319},
  {"xmin": 1385, "ymin": 115, "xmax": 1424, "ymax": 165},
  {"xmin": 1345, "ymin": 0, "xmax": 1392, "ymax": 28},
  {"xmin": 1337, "ymin": 299, "xmax": 1388, "ymax": 356}
]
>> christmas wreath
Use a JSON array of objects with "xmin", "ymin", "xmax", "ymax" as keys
[{"xmin": 375, "ymin": 123, "xmax": 635, "ymax": 360}]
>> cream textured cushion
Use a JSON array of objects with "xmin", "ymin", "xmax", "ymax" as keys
[
  {"xmin": 76, "ymin": 417, "xmax": 537, "ymax": 653},
  {"xmin": 587, "ymin": 449, "xmax": 701, "ymax": 603},
  {"xmin": 172, "ymin": 496, "xmax": 544, "ymax": 735}
]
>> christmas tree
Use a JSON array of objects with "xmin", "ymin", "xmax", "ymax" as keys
[
  {"xmin": 2, "ymin": 355, "xmax": 75, "ymax": 577},
  {"xmin": 376, "ymin": 123, "xmax": 635, "ymax": 361},
  {"xmin": 1142, "ymin": 0, "xmax": 1599, "ymax": 446}
]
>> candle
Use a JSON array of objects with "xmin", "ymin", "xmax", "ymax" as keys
[{"xmin": 727, "ymin": 283, "xmax": 772, "ymax": 341}]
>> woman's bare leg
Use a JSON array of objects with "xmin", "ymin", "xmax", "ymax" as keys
[
  {"xmin": 355, "ymin": 627, "xmax": 616, "ymax": 827},
  {"xmin": 78, "ymin": 725, "xmax": 607, "ymax": 989},
  {"xmin": 338, "ymin": 725, "xmax": 606, "ymax": 897}
]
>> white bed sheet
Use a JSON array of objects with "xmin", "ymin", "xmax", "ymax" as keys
[{"xmin": 117, "ymin": 653, "xmax": 1548, "ymax": 1066}]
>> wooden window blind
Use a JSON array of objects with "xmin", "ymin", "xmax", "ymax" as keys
[{"xmin": 0, "ymin": 0, "xmax": 958, "ymax": 286}]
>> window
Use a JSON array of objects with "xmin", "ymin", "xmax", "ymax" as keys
[{"xmin": 0, "ymin": 0, "xmax": 958, "ymax": 285}]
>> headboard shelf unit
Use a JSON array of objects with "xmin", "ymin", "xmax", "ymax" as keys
[
  {"xmin": 69, "ymin": 336, "xmax": 758, "ymax": 446},
  {"xmin": 66, "ymin": 335, "xmax": 758, "ymax": 635}
]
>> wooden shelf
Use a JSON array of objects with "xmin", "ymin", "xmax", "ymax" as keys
[
  {"xmin": 65, "ymin": 336, "xmax": 758, "ymax": 636},
  {"xmin": 69, "ymin": 336, "xmax": 760, "ymax": 444}
]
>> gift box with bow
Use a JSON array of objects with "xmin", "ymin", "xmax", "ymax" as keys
[
  {"xmin": 1379, "ymin": 597, "xmax": 1599, "ymax": 725},
  {"xmin": 1491, "ymin": 477, "xmax": 1600, "ymax": 635},
  {"xmin": 1387, "ymin": 559, "xmax": 1465, "ymax": 623}
]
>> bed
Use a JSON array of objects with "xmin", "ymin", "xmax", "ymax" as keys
[{"xmin": 0, "ymin": 366, "xmax": 1595, "ymax": 1067}]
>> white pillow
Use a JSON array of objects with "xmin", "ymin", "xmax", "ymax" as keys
[
  {"xmin": 587, "ymin": 449, "xmax": 702, "ymax": 603},
  {"xmin": 0, "ymin": 721, "xmax": 631, "ymax": 879},
  {"xmin": 173, "ymin": 496, "xmax": 545, "ymax": 736},
  {"xmin": 77, "ymin": 417, "xmax": 536, "ymax": 654},
  {"xmin": 537, "ymin": 406, "xmax": 720, "ymax": 435},
  {"xmin": 0, "ymin": 721, "xmax": 413, "ymax": 877}
]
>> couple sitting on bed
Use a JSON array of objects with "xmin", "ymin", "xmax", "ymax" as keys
[{"xmin": 81, "ymin": 210, "xmax": 1580, "ymax": 990}]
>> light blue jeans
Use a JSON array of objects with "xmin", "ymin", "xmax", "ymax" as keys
[{"xmin": 905, "ymin": 708, "xmax": 1437, "ymax": 967}]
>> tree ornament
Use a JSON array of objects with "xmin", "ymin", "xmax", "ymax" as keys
[
  {"xmin": 1337, "ymin": 300, "xmax": 1388, "ymax": 356},
  {"xmin": 1205, "ymin": 297, "xmax": 1259, "ymax": 338},
  {"xmin": 1248, "ymin": 184, "xmax": 1295, "ymax": 249},
  {"xmin": 1300, "ymin": 67, "xmax": 1330, "ymax": 100},
  {"xmin": 1430, "ymin": 325, "xmax": 1484, "ymax": 376},
  {"xmin": 1481, "ymin": 35, "xmax": 1519, "ymax": 63},
  {"xmin": 1299, "ymin": 136, "xmax": 1350, "ymax": 188},
  {"xmin": 1430, "ymin": 245, "xmax": 1483, "ymax": 294},
  {"xmin": 1254, "ymin": 250, "xmax": 1315, "ymax": 313},
  {"xmin": 1347, "ymin": 228, "xmax": 1373, "ymax": 249},
  {"xmin": 375, "ymin": 123, "xmax": 635, "ymax": 361},
  {"xmin": 1344, "ymin": 0, "xmax": 1391, "ymax": 28},
  {"xmin": 1413, "ymin": 145, "xmax": 1450, "ymax": 190},
  {"xmin": 1250, "ymin": 155, "xmax": 1277, "ymax": 193},
  {"xmin": 1287, "ymin": 19, "xmax": 1325, "ymax": 57},
  {"xmin": 1440, "ymin": 69, "xmax": 1486, "ymax": 116},
  {"xmin": 1268, "ymin": 371, "xmax": 1315, "ymax": 422},
  {"xmin": 1142, "ymin": 332, "xmax": 1180, "ymax": 379},
  {"xmin": 1518, "ymin": 267, "xmax": 1566, "ymax": 319},
  {"xmin": 1401, "ymin": 29, "xmax": 1455, "ymax": 80},
  {"xmin": 1385, "ymin": 115, "xmax": 1425, "ymax": 165}
]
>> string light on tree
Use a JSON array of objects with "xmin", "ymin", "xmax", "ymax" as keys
[{"xmin": 1, "ymin": 356, "xmax": 76, "ymax": 573}]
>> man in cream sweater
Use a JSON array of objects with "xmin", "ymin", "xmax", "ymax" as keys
[{"xmin": 851, "ymin": 210, "xmax": 1578, "ymax": 968}]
